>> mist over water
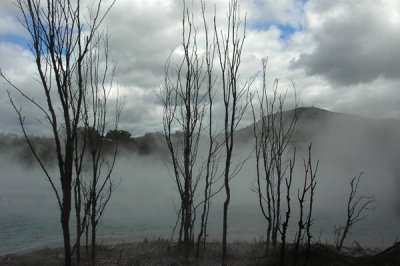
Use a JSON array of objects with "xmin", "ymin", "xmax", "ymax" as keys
[
  {"xmin": 0, "ymin": 156, "xmax": 59, "ymax": 254},
  {"xmin": 1, "ymin": 110, "xmax": 400, "ymax": 255}
]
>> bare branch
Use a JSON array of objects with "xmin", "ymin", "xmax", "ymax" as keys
[{"xmin": 334, "ymin": 172, "xmax": 376, "ymax": 251}]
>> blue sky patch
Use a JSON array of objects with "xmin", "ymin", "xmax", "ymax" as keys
[
  {"xmin": 250, "ymin": 21, "xmax": 300, "ymax": 41},
  {"xmin": 249, "ymin": 0, "xmax": 308, "ymax": 41},
  {"xmin": 0, "ymin": 34, "xmax": 30, "ymax": 48},
  {"xmin": 276, "ymin": 23, "xmax": 299, "ymax": 41}
]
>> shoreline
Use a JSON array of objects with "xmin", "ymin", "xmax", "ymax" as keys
[{"xmin": 1, "ymin": 239, "xmax": 400, "ymax": 266}]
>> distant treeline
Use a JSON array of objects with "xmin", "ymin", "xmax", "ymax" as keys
[{"xmin": 0, "ymin": 129, "xmax": 166, "ymax": 166}]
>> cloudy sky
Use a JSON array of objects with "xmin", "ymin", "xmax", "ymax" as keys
[{"xmin": 0, "ymin": 0, "xmax": 399, "ymax": 136}]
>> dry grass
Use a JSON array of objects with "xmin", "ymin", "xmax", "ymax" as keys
[{"xmin": 1, "ymin": 239, "xmax": 400, "ymax": 266}]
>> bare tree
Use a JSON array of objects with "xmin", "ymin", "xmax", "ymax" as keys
[
  {"xmin": 279, "ymin": 148, "xmax": 295, "ymax": 266},
  {"xmin": 250, "ymin": 59, "xmax": 297, "ymax": 252},
  {"xmin": 195, "ymin": 1, "xmax": 223, "ymax": 259},
  {"xmin": 80, "ymin": 33, "xmax": 122, "ymax": 266},
  {"xmin": 304, "ymin": 145, "xmax": 318, "ymax": 262},
  {"xmin": 73, "ymin": 115, "xmax": 88, "ymax": 265},
  {"xmin": 293, "ymin": 144, "xmax": 318, "ymax": 266},
  {"xmin": 160, "ymin": 1, "xmax": 206, "ymax": 259},
  {"xmin": 213, "ymin": 1, "xmax": 252, "ymax": 264},
  {"xmin": 334, "ymin": 172, "xmax": 375, "ymax": 252},
  {"xmin": 1, "ymin": 1, "xmax": 115, "ymax": 265}
]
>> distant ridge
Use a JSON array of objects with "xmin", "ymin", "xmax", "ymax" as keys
[
  {"xmin": 1, "ymin": 107, "xmax": 399, "ymax": 162},
  {"xmin": 282, "ymin": 106, "xmax": 372, "ymax": 122},
  {"xmin": 235, "ymin": 106, "xmax": 398, "ymax": 145}
]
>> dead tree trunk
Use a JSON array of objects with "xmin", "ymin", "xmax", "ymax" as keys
[
  {"xmin": 196, "ymin": 1, "xmax": 221, "ymax": 259},
  {"xmin": 293, "ymin": 144, "xmax": 318, "ymax": 266},
  {"xmin": 304, "ymin": 145, "xmax": 318, "ymax": 263},
  {"xmin": 279, "ymin": 148, "xmax": 295, "ymax": 266},
  {"xmin": 2, "ymin": 1, "xmax": 115, "ymax": 265},
  {"xmin": 214, "ymin": 1, "xmax": 250, "ymax": 264}
]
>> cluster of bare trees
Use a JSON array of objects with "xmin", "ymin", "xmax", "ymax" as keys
[
  {"xmin": 160, "ymin": 0, "xmax": 251, "ymax": 264},
  {"xmin": 250, "ymin": 59, "xmax": 298, "ymax": 252},
  {"xmin": 249, "ymin": 60, "xmax": 374, "ymax": 265},
  {"xmin": 1, "ymin": 0, "xmax": 121, "ymax": 265},
  {"xmin": 250, "ymin": 60, "xmax": 319, "ymax": 266}
]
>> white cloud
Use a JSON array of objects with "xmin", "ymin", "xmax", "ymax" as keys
[{"xmin": 1, "ymin": 0, "xmax": 399, "ymax": 136}]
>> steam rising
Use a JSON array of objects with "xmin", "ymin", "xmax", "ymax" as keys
[{"xmin": 1, "ymin": 108, "xmax": 399, "ymax": 255}]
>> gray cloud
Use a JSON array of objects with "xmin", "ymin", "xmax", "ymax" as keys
[
  {"xmin": 0, "ymin": 1, "xmax": 25, "ymax": 37},
  {"xmin": 2, "ymin": 0, "xmax": 400, "ymax": 136},
  {"xmin": 291, "ymin": 1, "xmax": 400, "ymax": 86},
  {"xmin": 115, "ymin": 88, "xmax": 163, "ymax": 136},
  {"xmin": 104, "ymin": 0, "xmax": 181, "ymax": 89}
]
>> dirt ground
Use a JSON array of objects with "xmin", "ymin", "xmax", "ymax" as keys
[{"xmin": 1, "ymin": 239, "xmax": 400, "ymax": 266}]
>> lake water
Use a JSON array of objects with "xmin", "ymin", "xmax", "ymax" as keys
[{"xmin": 1, "ymin": 152, "xmax": 400, "ymax": 255}]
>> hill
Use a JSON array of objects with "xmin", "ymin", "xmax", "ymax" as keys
[{"xmin": 2, "ymin": 107, "xmax": 399, "ymax": 170}]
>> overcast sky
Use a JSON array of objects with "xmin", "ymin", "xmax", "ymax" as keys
[{"xmin": 1, "ymin": 0, "xmax": 399, "ymax": 136}]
